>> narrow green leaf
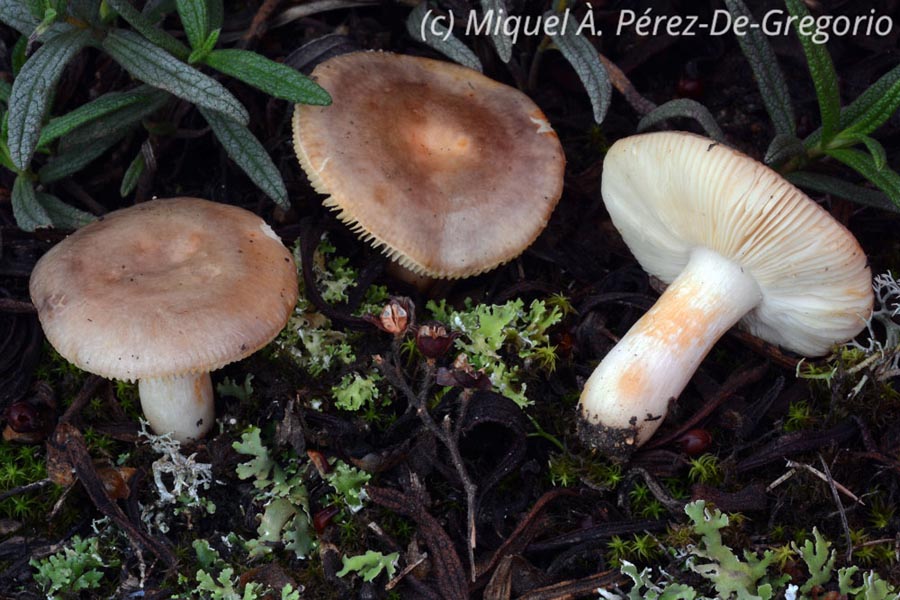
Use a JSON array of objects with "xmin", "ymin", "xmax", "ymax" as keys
[
  {"xmin": 784, "ymin": 0, "xmax": 840, "ymax": 142},
  {"xmin": 204, "ymin": 49, "xmax": 331, "ymax": 106},
  {"xmin": 175, "ymin": 0, "xmax": 208, "ymax": 49},
  {"xmin": 106, "ymin": 0, "xmax": 190, "ymax": 61},
  {"xmin": 637, "ymin": 98, "xmax": 725, "ymax": 142},
  {"xmin": 120, "ymin": 149, "xmax": 146, "ymax": 196},
  {"xmin": 480, "ymin": 0, "xmax": 512, "ymax": 63},
  {"xmin": 11, "ymin": 175, "xmax": 52, "ymax": 231},
  {"xmin": 39, "ymin": 130, "xmax": 127, "ymax": 183},
  {"xmin": 0, "ymin": 0, "xmax": 40, "ymax": 35},
  {"xmin": 546, "ymin": 10, "xmax": 610, "ymax": 125},
  {"xmin": 103, "ymin": 29, "xmax": 249, "ymax": 124},
  {"xmin": 826, "ymin": 147, "xmax": 900, "ymax": 207},
  {"xmin": 722, "ymin": 0, "xmax": 795, "ymax": 136},
  {"xmin": 188, "ymin": 28, "xmax": 219, "ymax": 64},
  {"xmin": 141, "ymin": 0, "xmax": 176, "ymax": 21},
  {"xmin": 846, "ymin": 134, "xmax": 888, "ymax": 171},
  {"xmin": 35, "ymin": 192, "xmax": 97, "ymax": 228},
  {"xmin": 58, "ymin": 88, "xmax": 167, "ymax": 147},
  {"xmin": 406, "ymin": 3, "xmax": 482, "ymax": 73},
  {"xmin": 0, "ymin": 134, "xmax": 18, "ymax": 173},
  {"xmin": 8, "ymin": 28, "xmax": 92, "ymax": 170},
  {"xmin": 38, "ymin": 86, "xmax": 155, "ymax": 147},
  {"xmin": 69, "ymin": 0, "xmax": 102, "ymax": 25},
  {"xmin": 199, "ymin": 106, "xmax": 288, "ymax": 208},
  {"xmin": 839, "ymin": 63, "xmax": 900, "ymax": 138},
  {"xmin": 788, "ymin": 171, "xmax": 899, "ymax": 213},
  {"xmin": 764, "ymin": 133, "xmax": 806, "ymax": 166},
  {"xmin": 11, "ymin": 35, "xmax": 27, "ymax": 76}
]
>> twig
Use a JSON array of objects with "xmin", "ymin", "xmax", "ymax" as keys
[
  {"xmin": 375, "ymin": 354, "xmax": 479, "ymax": 581},
  {"xmin": 768, "ymin": 459, "xmax": 864, "ymax": 506},
  {"xmin": 597, "ymin": 53, "xmax": 657, "ymax": 116},
  {"xmin": 0, "ymin": 298, "xmax": 36, "ymax": 313},
  {"xmin": 818, "ymin": 455, "xmax": 854, "ymax": 563},
  {"xmin": 0, "ymin": 478, "xmax": 53, "ymax": 503}
]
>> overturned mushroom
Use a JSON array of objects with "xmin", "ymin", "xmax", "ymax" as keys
[
  {"xmin": 579, "ymin": 132, "xmax": 873, "ymax": 459},
  {"xmin": 292, "ymin": 51, "xmax": 565, "ymax": 282},
  {"xmin": 29, "ymin": 197, "xmax": 298, "ymax": 443}
]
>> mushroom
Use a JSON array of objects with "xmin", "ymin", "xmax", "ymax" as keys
[
  {"xmin": 292, "ymin": 51, "xmax": 565, "ymax": 283},
  {"xmin": 29, "ymin": 197, "xmax": 299, "ymax": 443},
  {"xmin": 578, "ymin": 132, "xmax": 873, "ymax": 459}
]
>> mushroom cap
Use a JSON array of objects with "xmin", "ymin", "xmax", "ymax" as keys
[
  {"xmin": 29, "ymin": 197, "xmax": 299, "ymax": 381},
  {"xmin": 601, "ymin": 131, "xmax": 872, "ymax": 356},
  {"xmin": 292, "ymin": 51, "xmax": 565, "ymax": 279}
]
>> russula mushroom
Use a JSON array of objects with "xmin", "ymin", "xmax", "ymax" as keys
[
  {"xmin": 29, "ymin": 197, "xmax": 298, "ymax": 443},
  {"xmin": 579, "ymin": 131, "xmax": 873, "ymax": 459},
  {"xmin": 292, "ymin": 51, "xmax": 565, "ymax": 282}
]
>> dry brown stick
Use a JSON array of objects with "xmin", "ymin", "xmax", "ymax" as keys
[{"xmin": 376, "ymin": 354, "xmax": 479, "ymax": 581}]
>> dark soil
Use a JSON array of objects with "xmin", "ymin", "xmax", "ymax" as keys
[{"xmin": 2, "ymin": 1, "xmax": 900, "ymax": 599}]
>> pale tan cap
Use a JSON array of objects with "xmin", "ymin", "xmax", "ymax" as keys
[
  {"xmin": 29, "ymin": 197, "xmax": 299, "ymax": 381},
  {"xmin": 293, "ymin": 51, "xmax": 566, "ymax": 279}
]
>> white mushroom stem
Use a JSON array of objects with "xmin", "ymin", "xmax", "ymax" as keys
[
  {"xmin": 138, "ymin": 373, "xmax": 214, "ymax": 443},
  {"xmin": 578, "ymin": 247, "xmax": 763, "ymax": 454}
]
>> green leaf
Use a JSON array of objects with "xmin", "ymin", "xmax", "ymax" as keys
[
  {"xmin": 103, "ymin": 29, "xmax": 249, "ymax": 124},
  {"xmin": 480, "ymin": 0, "xmax": 512, "ymax": 62},
  {"xmin": 69, "ymin": 0, "xmax": 102, "ymax": 25},
  {"xmin": 546, "ymin": 10, "xmax": 610, "ymax": 125},
  {"xmin": 188, "ymin": 27, "xmax": 218, "ymax": 64},
  {"xmin": 838, "ymin": 63, "xmax": 900, "ymax": 138},
  {"xmin": 175, "ymin": 0, "xmax": 208, "ymax": 49},
  {"xmin": 198, "ymin": 106, "xmax": 288, "ymax": 208},
  {"xmin": 105, "ymin": 0, "xmax": 190, "ymax": 61},
  {"xmin": 57, "ymin": 87, "xmax": 167, "ymax": 147},
  {"xmin": 406, "ymin": 3, "xmax": 482, "ymax": 73},
  {"xmin": 119, "ymin": 149, "xmax": 145, "ymax": 196},
  {"xmin": 722, "ymin": 0, "xmax": 795, "ymax": 136},
  {"xmin": 764, "ymin": 133, "xmax": 805, "ymax": 166},
  {"xmin": 39, "ymin": 130, "xmax": 127, "ymax": 183},
  {"xmin": 35, "ymin": 192, "xmax": 97, "ymax": 228},
  {"xmin": 0, "ymin": 1, "xmax": 40, "ymax": 35},
  {"xmin": 203, "ymin": 49, "xmax": 330, "ymax": 106},
  {"xmin": 637, "ymin": 98, "xmax": 725, "ymax": 142},
  {"xmin": 784, "ymin": 0, "xmax": 840, "ymax": 142},
  {"xmin": 844, "ymin": 133, "xmax": 888, "ymax": 170},
  {"xmin": 787, "ymin": 171, "xmax": 899, "ymax": 213},
  {"xmin": 38, "ymin": 86, "xmax": 156, "ymax": 147},
  {"xmin": 11, "ymin": 35, "xmax": 27, "ymax": 76},
  {"xmin": 336, "ymin": 551, "xmax": 399, "ymax": 582},
  {"xmin": 7, "ymin": 28, "xmax": 92, "ymax": 170},
  {"xmin": 826, "ymin": 147, "xmax": 900, "ymax": 207},
  {"xmin": 11, "ymin": 175, "xmax": 51, "ymax": 231}
]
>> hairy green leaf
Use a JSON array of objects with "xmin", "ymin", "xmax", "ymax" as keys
[
  {"xmin": 103, "ymin": 29, "xmax": 249, "ymax": 124},
  {"xmin": 207, "ymin": 0, "xmax": 223, "ymax": 30},
  {"xmin": 637, "ymin": 99, "xmax": 725, "ymax": 142},
  {"xmin": 120, "ymin": 149, "xmax": 146, "ymax": 196},
  {"xmin": 176, "ymin": 0, "xmax": 208, "ymax": 49},
  {"xmin": 480, "ymin": 0, "xmax": 512, "ymax": 62},
  {"xmin": 11, "ymin": 175, "xmax": 51, "ymax": 231},
  {"xmin": 787, "ymin": 171, "xmax": 899, "ymax": 213},
  {"xmin": 106, "ymin": 0, "xmax": 190, "ymax": 61},
  {"xmin": 764, "ymin": 133, "xmax": 805, "ymax": 166},
  {"xmin": 826, "ymin": 147, "xmax": 900, "ymax": 207},
  {"xmin": 35, "ymin": 191, "xmax": 96, "ymax": 228},
  {"xmin": 8, "ymin": 28, "xmax": 92, "ymax": 170},
  {"xmin": 58, "ymin": 88, "xmax": 168, "ymax": 147},
  {"xmin": 40, "ymin": 130, "xmax": 127, "ymax": 183},
  {"xmin": 188, "ymin": 28, "xmax": 219, "ymax": 64},
  {"xmin": 784, "ymin": 0, "xmax": 840, "ymax": 142},
  {"xmin": 199, "ymin": 106, "xmax": 288, "ymax": 208},
  {"xmin": 0, "ymin": 0, "xmax": 39, "ymax": 35},
  {"xmin": 839, "ymin": 63, "xmax": 900, "ymax": 138},
  {"xmin": 38, "ymin": 86, "xmax": 156, "ymax": 147},
  {"xmin": 406, "ymin": 3, "xmax": 482, "ymax": 73},
  {"xmin": 204, "ymin": 49, "xmax": 330, "ymax": 105},
  {"xmin": 547, "ymin": 10, "xmax": 610, "ymax": 125},
  {"xmin": 722, "ymin": 0, "xmax": 795, "ymax": 136}
]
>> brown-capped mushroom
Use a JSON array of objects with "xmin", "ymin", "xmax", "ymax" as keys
[
  {"xmin": 29, "ymin": 197, "xmax": 298, "ymax": 443},
  {"xmin": 292, "ymin": 51, "xmax": 565, "ymax": 282}
]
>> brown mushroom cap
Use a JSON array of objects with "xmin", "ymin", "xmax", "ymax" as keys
[
  {"xmin": 293, "ymin": 51, "xmax": 566, "ymax": 279},
  {"xmin": 29, "ymin": 197, "xmax": 299, "ymax": 381}
]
